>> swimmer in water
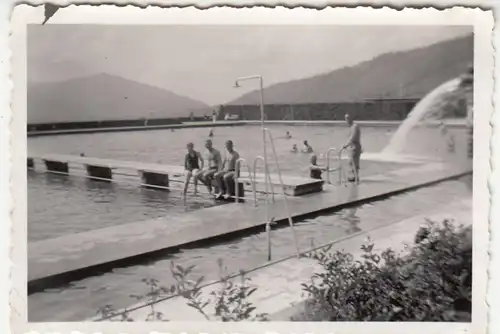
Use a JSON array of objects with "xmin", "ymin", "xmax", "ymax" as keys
[
  {"xmin": 286, "ymin": 131, "xmax": 292, "ymax": 139},
  {"xmin": 208, "ymin": 128, "xmax": 214, "ymax": 137},
  {"xmin": 301, "ymin": 140, "xmax": 314, "ymax": 153},
  {"xmin": 308, "ymin": 154, "xmax": 328, "ymax": 180},
  {"xmin": 291, "ymin": 144, "xmax": 298, "ymax": 153},
  {"xmin": 183, "ymin": 142, "xmax": 204, "ymax": 197}
]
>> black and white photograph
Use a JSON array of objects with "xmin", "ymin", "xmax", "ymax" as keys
[{"xmin": 6, "ymin": 4, "xmax": 494, "ymax": 334}]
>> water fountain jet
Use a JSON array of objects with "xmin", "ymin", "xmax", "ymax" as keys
[{"xmin": 383, "ymin": 78, "xmax": 462, "ymax": 155}]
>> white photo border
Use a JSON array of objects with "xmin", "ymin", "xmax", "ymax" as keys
[{"xmin": 3, "ymin": 4, "xmax": 496, "ymax": 334}]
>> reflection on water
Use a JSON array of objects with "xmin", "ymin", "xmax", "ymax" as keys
[
  {"xmin": 340, "ymin": 186, "xmax": 361, "ymax": 233},
  {"xmin": 84, "ymin": 178, "xmax": 117, "ymax": 203},
  {"xmin": 28, "ymin": 171, "xmax": 220, "ymax": 242}
]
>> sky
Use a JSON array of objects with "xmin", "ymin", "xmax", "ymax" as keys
[{"xmin": 21, "ymin": 6, "xmax": 472, "ymax": 106}]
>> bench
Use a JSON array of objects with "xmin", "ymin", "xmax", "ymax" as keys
[{"xmin": 209, "ymin": 175, "xmax": 245, "ymax": 203}]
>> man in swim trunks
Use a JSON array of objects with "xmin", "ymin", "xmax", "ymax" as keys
[
  {"xmin": 183, "ymin": 142, "xmax": 204, "ymax": 197},
  {"xmin": 214, "ymin": 140, "xmax": 240, "ymax": 199},
  {"xmin": 196, "ymin": 139, "xmax": 223, "ymax": 194},
  {"xmin": 342, "ymin": 113, "xmax": 362, "ymax": 183}
]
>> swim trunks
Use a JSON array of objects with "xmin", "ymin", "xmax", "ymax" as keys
[{"xmin": 185, "ymin": 152, "xmax": 200, "ymax": 171}]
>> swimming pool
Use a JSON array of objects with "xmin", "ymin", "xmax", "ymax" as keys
[
  {"xmin": 28, "ymin": 124, "xmax": 467, "ymax": 241},
  {"xmin": 27, "ymin": 178, "xmax": 471, "ymax": 321}
]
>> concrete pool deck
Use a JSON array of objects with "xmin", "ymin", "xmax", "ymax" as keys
[
  {"xmin": 28, "ymin": 153, "xmax": 326, "ymax": 197},
  {"xmin": 96, "ymin": 197, "xmax": 472, "ymax": 321},
  {"xmin": 27, "ymin": 121, "xmax": 246, "ymax": 137},
  {"xmin": 28, "ymin": 161, "xmax": 471, "ymax": 294}
]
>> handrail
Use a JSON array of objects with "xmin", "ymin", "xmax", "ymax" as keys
[
  {"xmin": 325, "ymin": 147, "xmax": 341, "ymax": 185},
  {"xmin": 263, "ymin": 128, "xmax": 301, "ymax": 258},
  {"xmin": 235, "ymin": 158, "xmax": 256, "ymax": 205},
  {"xmin": 252, "ymin": 156, "xmax": 275, "ymax": 203}
]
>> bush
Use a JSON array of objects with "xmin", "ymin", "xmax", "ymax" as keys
[
  {"xmin": 97, "ymin": 219, "xmax": 471, "ymax": 322},
  {"xmin": 298, "ymin": 219, "xmax": 472, "ymax": 321},
  {"xmin": 96, "ymin": 259, "xmax": 268, "ymax": 322}
]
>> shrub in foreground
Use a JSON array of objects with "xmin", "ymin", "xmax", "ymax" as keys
[
  {"xmin": 298, "ymin": 219, "xmax": 472, "ymax": 321},
  {"xmin": 97, "ymin": 259, "xmax": 267, "ymax": 321},
  {"xmin": 97, "ymin": 219, "xmax": 471, "ymax": 322}
]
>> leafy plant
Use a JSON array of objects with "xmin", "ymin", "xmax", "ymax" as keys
[
  {"xmin": 96, "ymin": 259, "xmax": 267, "ymax": 322},
  {"xmin": 298, "ymin": 219, "xmax": 472, "ymax": 321}
]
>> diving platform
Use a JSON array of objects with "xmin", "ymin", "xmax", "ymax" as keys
[
  {"xmin": 28, "ymin": 161, "xmax": 471, "ymax": 294},
  {"xmin": 27, "ymin": 153, "xmax": 324, "ymax": 197}
]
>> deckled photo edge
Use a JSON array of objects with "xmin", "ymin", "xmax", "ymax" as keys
[{"xmin": 6, "ymin": 4, "xmax": 495, "ymax": 334}]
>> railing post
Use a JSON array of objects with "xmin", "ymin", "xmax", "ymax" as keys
[
  {"xmin": 264, "ymin": 128, "xmax": 300, "ymax": 258},
  {"xmin": 325, "ymin": 148, "xmax": 338, "ymax": 184},
  {"xmin": 235, "ymin": 158, "xmax": 254, "ymax": 204},
  {"xmin": 252, "ymin": 156, "xmax": 275, "ymax": 204},
  {"xmin": 266, "ymin": 221, "xmax": 272, "ymax": 261}
]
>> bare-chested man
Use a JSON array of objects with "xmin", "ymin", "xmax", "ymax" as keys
[
  {"xmin": 342, "ymin": 113, "xmax": 362, "ymax": 183},
  {"xmin": 214, "ymin": 140, "xmax": 240, "ymax": 199},
  {"xmin": 195, "ymin": 139, "xmax": 223, "ymax": 194},
  {"xmin": 183, "ymin": 142, "xmax": 204, "ymax": 197}
]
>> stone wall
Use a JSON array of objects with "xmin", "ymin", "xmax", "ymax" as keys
[{"xmin": 221, "ymin": 99, "xmax": 420, "ymax": 121}]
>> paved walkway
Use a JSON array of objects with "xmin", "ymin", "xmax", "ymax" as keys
[{"xmin": 97, "ymin": 198, "xmax": 471, "ymax": 321}]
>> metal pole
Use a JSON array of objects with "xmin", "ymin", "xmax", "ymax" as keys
[
  {"xmin": 266, "ymin": 222, "xmax": 272, "ymax": 261},
  {"xmin": 259, "ymin": 77, "xmax": 272, "ymax": 260}
]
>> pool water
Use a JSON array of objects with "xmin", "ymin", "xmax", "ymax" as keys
[
  {"xmin": 28, "ymin": 124, "xmax": 466, "ymax": 241},
  {"xmin": 28, "ymin": 172, "xmax": 217, "ymax": 242},
  {"xmin": 27, "ymin": 178, "xmax": 471, "ymax": 322}
]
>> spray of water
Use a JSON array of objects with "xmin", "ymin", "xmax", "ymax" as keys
[{"xmin": 383, "ymin": 78, "xmax": 462, "ymax": 155}]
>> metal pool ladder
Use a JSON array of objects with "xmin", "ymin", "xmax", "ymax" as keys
[
  {"xmin": 325, "ymin": 148, "xmax": 358, "ymax": 186},
  {"xmin": 234, "ymin": 158, "xmax": 257, "ymax": 205},
  {"xmin": 252, "ymin": 156, "xmax": 275, "ymax": 204},
  {"xmin": 261, "ymin": 127, "xmax": 300, "ymax": 260},
  {"xmin": 325, "ymin": 147, "xmax": 342, "ymax": 185}
]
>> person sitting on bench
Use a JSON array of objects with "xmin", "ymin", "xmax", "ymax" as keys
[
  {"xmin": 214, "ymin": 140, "xmax": 240, "ymax": 200},
  {"xmin": 183, "ymin": 142, "xmax": 204, "ymax": 197},
  {"xmin": 196, "ymin": 139, "xmax": 222, "ymax": 195}
]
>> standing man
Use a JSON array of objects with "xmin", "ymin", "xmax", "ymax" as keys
[
  {"xmin": 342, "ymin": 113, "xmax": 362, "ymax": 183},
  {"xmin": 196, "ymin": 139, "xmax": 223, "ymax": 194},
  {"xmin": 214, "ymin": 140, "xmax": 240, "ymax": 199}
]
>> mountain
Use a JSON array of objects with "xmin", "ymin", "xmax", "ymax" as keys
[
  {"xmin": 28, "ymin": 73, "xmax": 211, "ymax": 123},
  {"xmin": 227, "ymin": 34, "xmax": 473, "ymax": 105}
]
